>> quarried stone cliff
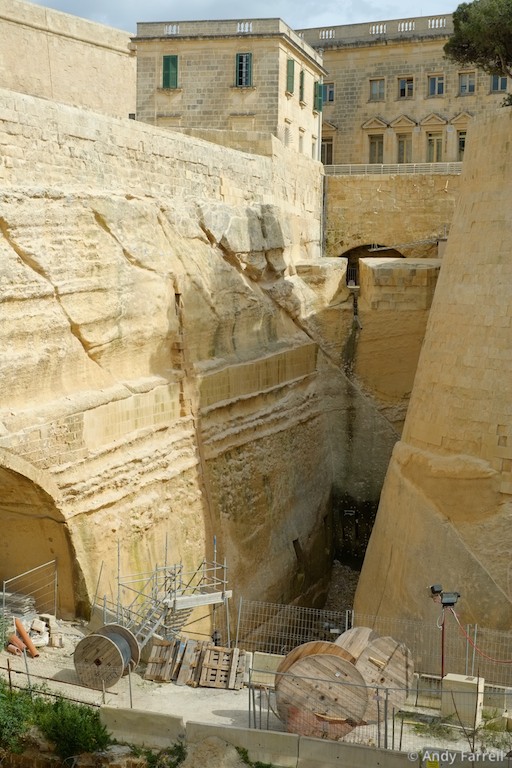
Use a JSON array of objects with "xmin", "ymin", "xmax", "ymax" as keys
[
  {"xmin": 355, "ymin": 107, "xmax": 512, "ymax": 628},
  {"xmin": 0, "ymin": 89, "xmax": 397, "ymax": 618}
]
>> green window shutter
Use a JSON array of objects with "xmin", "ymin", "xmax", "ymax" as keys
[
  {"xmin": 314, "ymin": 81, "xmax": 323, "ymax": 112},
  {"xmin": 163, "ymin": 55, "xmax": 178, "ymax": 89},
  {"xmin": 286, "ymin": 59, "xmax": 295, "ymax": 94},
  {"xmin": 299, "ymin": 70, "xmax": 305, "ymax": 102},
  {"xmin": 236, "ymin": 52, "xmax": 252, "ymax": 86}
]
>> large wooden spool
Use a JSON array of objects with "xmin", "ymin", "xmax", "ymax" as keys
[
  {"xmin": 275, "ymin": 649, "xmax": 368, "ymax": 739},
  {"xmin": 334, "ymin": 626, "xmax": 378, "ymax": 660},
  {"xmin": 275, "ymin": 629, "xmax": 414, "ymax": 740},
  {"xmin": 74, "ymin": 624, "xmax": 140, "ymax": 690},
  {"xmin": 355, "ymin": 635, "xmax": 414, "ymax": 724}
]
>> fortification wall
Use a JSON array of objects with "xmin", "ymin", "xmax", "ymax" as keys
[
  {"xmin": 355, "ymin": 107, "xmax": 512, "ymax": 628},
  {"xmin": 325, "ymin": 172, "xmax": 461, "ymax": 257},
  {"xmin": 0, "ymin": 0, "xmax": 135, "ymax": 118}
]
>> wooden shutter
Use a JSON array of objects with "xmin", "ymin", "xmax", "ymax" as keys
[
  {"xmin": 286, "ymin": 59, "xmax": 294, "ymax": 94},
  {"xmin": 163, "ymin": 55, "xmax": 178, "ymax": 89}
]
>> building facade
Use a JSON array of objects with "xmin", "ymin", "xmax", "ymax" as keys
[
  {"xmin": 133, "ymin": 19, "xmax": 326, "ymax": 159},
  {"xmin": 298, "ymin": 15, "xmax": 509, "ymax": 165}
]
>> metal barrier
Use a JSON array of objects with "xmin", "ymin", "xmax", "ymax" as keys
[
  {"xmin": 324, "ymin": 162, "xmax": 463, "ymax": 176},
  {"xmin": 248, "ymin": 668, "xmax": 512, "ymax": 756},
  {"xmin": 2, "ymin": 560, "xmax": 57, "ymax": 620}
]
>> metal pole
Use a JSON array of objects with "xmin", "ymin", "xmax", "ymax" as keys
[
  {"xmin": 441, "ymin": 612, "xmax": 445, "ymax": 678},
  {"xmin": 23, "ymin": 650, "xmax": 32, "ymax": 697},
  {"xmin": 471, "ymin": 625, "xmax": 478, "ymax": 676},
  {"xmin": 128, "ymin": 665, "xmax": 133, "ymax": 709},
  {"xmin": 92, "ymin": 562, "xmax": 104, "ymax": 619},
  {"xmin": 53, "ymin": 560, "xmax": 58, "ymax": 618},
  {"xmin": 384, "ymin": 688, "xmax": 389, "ymax": 750},
  {"xmin": 117, "ymin": 540, "xmax": 121, "ymax": 623},
  {"xmin": 7, "ymin": 658, "xmax": 12, "ymax": 692}
]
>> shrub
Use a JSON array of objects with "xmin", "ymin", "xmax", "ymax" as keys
[
  {"xmin": 34, "ymin": 698, "xmax": 111, "ymax": 760},
  {"xmin": 0, "ymin": 680, "xmax": 33, "ymax": 754}
]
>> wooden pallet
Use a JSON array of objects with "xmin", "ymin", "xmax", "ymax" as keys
[
  {"xmin": 199, "ymin": 646, "xmax": 246, "ymax": 690},
  {"xmin": 145, "ymin": 639, "xmax": 246, "ymax": 689}
]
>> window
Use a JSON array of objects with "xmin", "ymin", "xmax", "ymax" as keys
[
  {"xmin": 369, "ymin": 78, "xmax": 385, "ymax": 101},
  {"xmin": 491, "ymin": 74, "xmax": 507, "ymax": 92},
  {"xmin": 299, "ymin": 70, "xmax": 305, "ymax": 103},
  {"xmin": 369, "ymin": 134, "xmax": 383, "ymax": 163},
  {"xmin": 427, "ymin": 132, "xmax": 443, "ymax": 162},
  {"xmin": 457, "ymin": 130, "xmax": 466, "ymax": 160},
  {"xmin": 286, "ymin": 59, "xmax": 295, "ymax": 94},
  {"xmin": 299, "ymin": 129, "xmax": 305, "ymax": 153},
  {"xmin": 162, "ymin": 55, "xmax": 178, "ymax": 89},
  {"xmin": 428, "ymin": 75, "xmax": 444, "ymax": 96},
  {"xmin": 397, "ymin": 134, "xmax": 412, "ymax": 163},
  {"xmin": 459, "ymin": 72, "xmax": 475, "ymax": 94},
  {"xmin": 313, "ymin": 82, "xmax": 323, "ymax": 112},
  {"xmin": 312, "ymin": 136, "xmax": 317, "ymax": 159},
  {"xmin": 236, "ymin": 53, "xmax": 252, "ymax": 87},
  {"xmin": 321, "ymin": 138, "xmax": 333, "ymax": 164},
  {"xmin": 322, "ymin": 82, "xmax": 335, "ymax": 103},
  {"xmin": 398, "ymin": 77, "xmax": 414, "ymax": 98}
]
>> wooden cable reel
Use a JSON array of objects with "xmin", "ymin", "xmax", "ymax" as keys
[
  {"xmin": 274, "ymin": 628, "xmax": 414, "ymax": 740},
  {"xmin": 74, "ymin": 623, "xmax": 140, "ymax": 690},
  {"xmin": 274, "ymin": 641, "xmax": 368, "ymax": 739}
]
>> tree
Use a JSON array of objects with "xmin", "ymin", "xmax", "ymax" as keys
[{"xmin": 444, "ymin": 0, "xmax": 512, "ymax": 78}]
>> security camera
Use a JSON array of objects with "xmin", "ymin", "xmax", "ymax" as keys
[
  {"xmin": 441, "ymin": 591, "xmax": 461, "ymax": 606},
  {"xmin": 430, "ymin": 584, "xmax": 443, "ymax": 595}
]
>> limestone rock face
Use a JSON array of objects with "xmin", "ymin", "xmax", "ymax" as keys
[
  {"xmin": 0, "ymin": 90, "xmax": 397, "ymax": 618},
  {"xmin": 355, "ymin": 108, "xmax": 512, "ymax": 628}
]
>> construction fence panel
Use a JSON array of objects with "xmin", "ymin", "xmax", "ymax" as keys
[
  {"xmin": 248, "ymin": 671, "xmax": 512, "ymax": 756},
  {"xmin": 2, "ymin": 560, "xmax": 57, "ymax": 620},
  {"xmin": 235, "ymin": 598, "xmax": 350, "ymax": 655}
]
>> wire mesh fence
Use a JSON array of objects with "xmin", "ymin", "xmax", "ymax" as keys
[
  {"xmin": 236, "ymin": 599, "xmax": 512, "ymax": 687},
  {"xmin": 235, "ymin": 598, "xmax": 350, "ymax": 655},
  {"xmin": 248, "ymin": 668, "xmax": 512, "ymax": 756}
]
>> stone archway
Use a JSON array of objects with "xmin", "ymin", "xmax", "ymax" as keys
[
  {"xmin": 341, "ymin": 244, "xmax": 405, "ymax": 286},
  {"xmin": 0, "ymin": 451, "xmax": 81, "ymax": 618}
]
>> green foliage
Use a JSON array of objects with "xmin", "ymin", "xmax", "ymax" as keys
[
  {"xmin": 235, "ymin": 745, "xmax": 276, "ymax": 768},
  {"xmin": 132, "ymin": 741, "xmax": 187, "ymax": 768},
  {"xmin": 412, "ymin": 716, "xmax": 457, "ymax": 741},
  {"xmin": 0, "ymin": 680, "xmax": 34, "ymax": 754},
  {"xmin": 476, "ymin": 710, "xmax": 512, "ymax": 750},
  {"xmin": 35, "ymin": 698, "xmax": 111, "ymax": 760},
  {"xmin": 444, "ymin": 0, "xmax": 512, "ymax": 78}
]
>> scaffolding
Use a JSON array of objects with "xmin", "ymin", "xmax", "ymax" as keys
[{"xmin": 96, "ymin": 546, "xmax": 232, "ymax": 650}]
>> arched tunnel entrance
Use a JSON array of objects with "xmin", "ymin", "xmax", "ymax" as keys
[
  {"xmin": 0, "ymin": 452, "xmax": 81, "ymax": 619},
  {"xmin": 343, "ymin": 244, "xmax": 405, "ymax": 286}
]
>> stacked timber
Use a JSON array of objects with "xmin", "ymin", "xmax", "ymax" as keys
[{"xmin": 274, "ymin": 627, "xmax": 413, "ymax": 740}]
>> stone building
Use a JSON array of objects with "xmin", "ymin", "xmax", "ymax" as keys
[
  {"xmin": 132, "ymin": 19, "xmax": 326, "ymax": 159},
  {"xmin": 298, "ymin": 14, "xmax": 509, "ymax": 165}
]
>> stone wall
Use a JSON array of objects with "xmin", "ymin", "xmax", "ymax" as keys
[
  {"xmin": 355, "ymin": 107, "xmax": 512, "ymax": 628},
  {"xmin": 0, "ymin": 0, "xmax": 135, "ymax": 118},
  {"xmin": 325, "ymin": 172, "xmax": 461, "ymax": 258}
]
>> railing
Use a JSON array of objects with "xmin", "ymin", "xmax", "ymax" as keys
[
  {"xmin": 237, "ymin": 600, "xmax": 512, "ymax": 687},
  {"xmin": 248, "ymin": 669, "xmax": 512, "ymax": 757},
  {"xmin": 324, "ymin": 162, "xmax": 463, "ymax": 176}
]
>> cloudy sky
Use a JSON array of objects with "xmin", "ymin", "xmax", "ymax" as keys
[{"xmin": 30, "ymin": 0, "xmax": 456, "ymax": 34}]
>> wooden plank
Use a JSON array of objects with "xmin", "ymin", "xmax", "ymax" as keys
[
  {"xmin": 227, "ymin": 648, "xmax": 240, "ymax": 690},
  {"xmin": 177, "ymin": 640, "xmax": 199, "ymax": 686}
]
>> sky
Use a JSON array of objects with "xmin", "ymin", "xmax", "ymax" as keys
[{"xmin": 30, "ymin": 0, "xmax": 456, "ymax": 35}]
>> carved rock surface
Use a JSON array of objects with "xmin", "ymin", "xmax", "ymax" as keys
[{"xmin": 355, "ymin": 108, "xmax": 512, "ymax": 629}]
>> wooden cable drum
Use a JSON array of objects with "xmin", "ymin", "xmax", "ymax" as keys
[
  {"xmin": 275, "ymin": 653, "xmax": 368, "ymax": 740},
  {"xmin": 354, "ymin": 636, "xmax": 414, "ymax": 724},
  {"xmin": 334, "ymin": 626, "xmax": 379, "ymax": 661},
  {"xmin": 274, "ymin": 640, "xmax": 355, "ymax": 687},
  {"xmin": 74, "ymin": 624, "xmax": 140, "ymax": 690}
]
